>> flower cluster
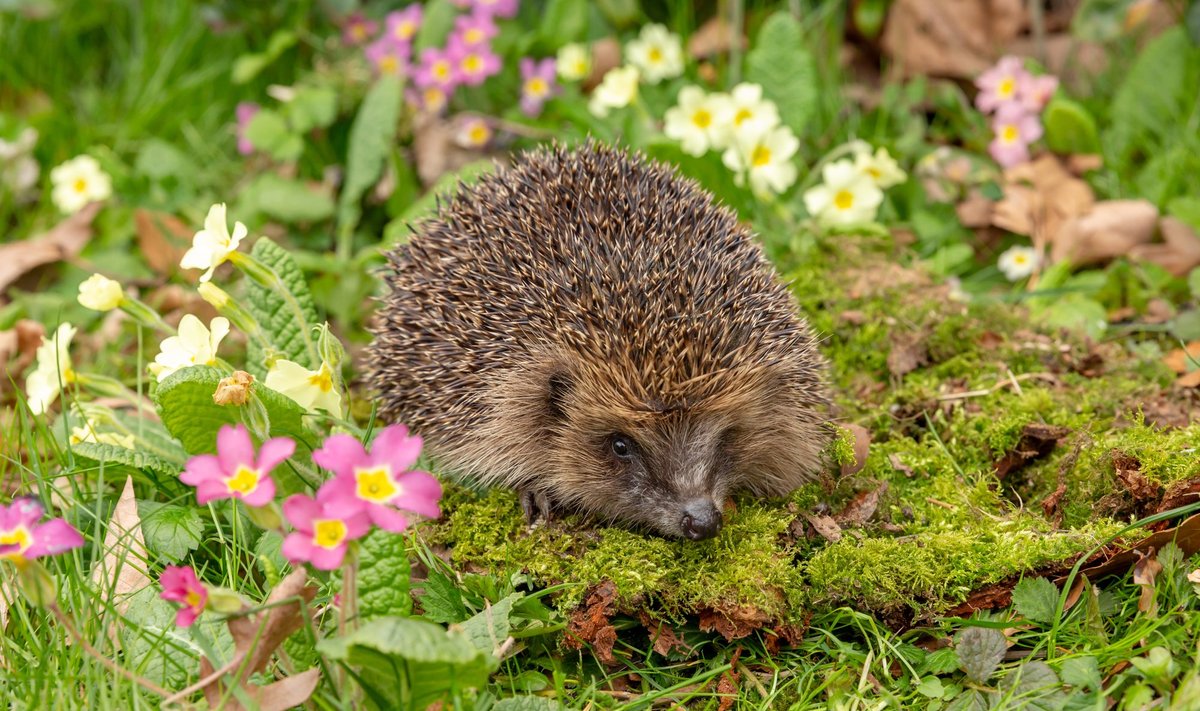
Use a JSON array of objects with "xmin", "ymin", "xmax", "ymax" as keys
[
  {"xmin": 974, "ymin": 56, "xmax": 1058, "ymax": 168},
  {"xmin": 663, "ymin": 83, "xmax": 800, "ymax": 197},
  {"xmin": 802, "ymin": 144, "xmax": 907, "ymax": 227},
  {"xmin": 0, "ymin": 498, "xmax": 84, "ymax": 567},
  {"xmin": 588, "ymin": 24, "xmax": 684, "ymax": 118}
]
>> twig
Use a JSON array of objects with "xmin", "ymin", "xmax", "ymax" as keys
[
  {"xmin": 926, "ymin": 498, "xmax": 957, "ymax": 511},
  {"xmin": 937, "ymin": 372, "xmax": 1056, "ymax": 401}
]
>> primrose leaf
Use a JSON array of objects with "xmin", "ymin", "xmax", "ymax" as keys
[
  {"xmin": 137, "ymin": 501, "xmax": 204, "ymax": 563},
  {"xmin": 921, "ymin": 647, "xmax": 961, "ymax": 676},
  {"xmin": 414, "ymin": 0, "xmax": 458, "ymax": 52},
  {"xmin": 1059, "ymin": 656, "xmax": 1102, "ymax": 691},
  {"xmin": 287, "ymin": 85, "xmax": 338, "ymax": 133},
  {"xmin": 745, "ymin": 12, "xmax": 818, "ymax": 135},
  {"xmin": 337, "ymin": 75, "xmax": 402, "ymax": 242},
  {"xmin": 245, "ymin": 236, "xmax": 321, "ymax": 376},
  {"xmin": 955, "ymin": 626, "xmax": 1006, "ymax": 684},
  {"xmin": 419, "ymin": 569, "xmax": 470, "ymax": 624},
  {"xmin": 244, "ymin": 109, "xmax": 302, "ymax": 162},
  {"xmin": 457, "ymin": 592, "xmax": 520, "ymax": 657},
  {"xmin": 357, "ymin": 529, "xmax": 413, "ymax": 620},
  {"xmin": 154, "ymin": 365, "xmax": 311, "ymax": 462},
  {"xmin": 70, "ymin": 442, "xmax": 178, "ymax": 478},
  {"xmin": 119, "ymin": 587, "xmax": 196, "ymax": 689},
  {"xmin": 998, "ymin": 661, "xmax": 1065, "ymax": 709},
  {"xmin": 946, "ymin": 689, "xmax": 992, "ymax": 711},
  {"xmin": 1043, "ymin": 98, "xmax": 1100, "ymax": 155},
  {"xmin": 248, "ymin": 174, "xmax": 335, "ymax": 224},
  {"xmin": 1011, "ymin": 576, "xmax": 1060, "ymax": 624},
  {"xmin": 232, "ymin": 29, "xmax": 297, "ymax": 84}
]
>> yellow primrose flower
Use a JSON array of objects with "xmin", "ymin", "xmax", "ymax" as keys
[
  {"xmin": 70, "ymin": 423, "xmax": 135, "ymax": 449},
  {"xmin": 50, "ymin": 155, "xmax": 112, "ymax": 215},
  {"xmin": 720, "ymin": 83, "xmax": 781, "ymax": 149},
  {"xmin": 25, "ymin": 323, "xmax": 77, "ymax": 415},
  {"xmin": 588, "ymin": 65, "xmax": 640, "ymax": 118},
  {"xmin": 265, "ymin": 359, "xmax": 343, "ymax": 415},
  {"xmin": 802, "ymin": 159, "xmax": 884, "ymax": 227},
  {"xmin": 556, "ymin": 43, "xmax": 592, "ymax": 82},
  {"xmin": 150, "ymin": 315, "xmax": 229, "ymax": 382},
  {"xmin": 77, "ymin": 273, "xmax": 124, "ymax": 311},
  {"xmin": 853, "ymin": 146, "xmax": 907, "ymax": 189},
  {"xmin": 664, "ymin": 87, "xmax": 734, "ymax": 157},
  {"xmin": 625, "ymin": 24, "xmax": 684, "ymax": 84},
  {"xmin": 723, "ymin": 125, "xmax": 801, "ymax": 197},
  {"xmin": 180, "ymin": 203, "xmax": 247, "ymax": 282}
]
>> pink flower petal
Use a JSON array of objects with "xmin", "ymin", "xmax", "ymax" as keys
[
  {"xmin": 239, "ymin": 475, "xmax": 276, "ymax": 507},
  {"xmin": 313, "ymin": 434, "xmax": 369, "ymax": 477},
  {"xmin": 308, "ymin": 544, "xmax": 347, "ymax": 570},
  {"xmin": 392, "ymin": 471, "xmax": 442, "ymax": 518},
  {"xmin": 180, "ymin": 454, "xmax": 224, "ymax": 486},
  {"xmin": 175, "ymin": 606, "xmax": 200, "ymax": 627},
  {"xmin": 282, "ymin": 494, "xmax": 320, "ymax": 531},
  {"xmin": 10, "ymin": 497, "xmax": 45, "ymax": 529},
  {"xmin": 368, "ymin": 504, "xmax": 410, "ymax": 533},
  {"xmin": 25, "ymin": 519, "xmax": 85, "ymax": 558},
  {"xmin": 282, "ymin": 531, "xmax": 316, "ymax": 563},
  {"xmin": 194, "ymin": 479, "xmax": 230, "ymax": 505},
  {"xmin": 323, "ymin": 482, "xmax": 370, "ymax": 520},
  {"xmin": 256, "ymin": 437, "xmax": 296, "ymax": 473},
  {"xmin": 371, "ymin": 425, "xmax": 423, "ymax": 473},
  {"xmin": 216, "ymin": 425, "xmax": 255, "ymax": 474},
  {"xmin": 342, "ymin": 511, "xmax": 373, "ymax": 540}
]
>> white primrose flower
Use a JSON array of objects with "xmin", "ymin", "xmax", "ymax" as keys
[
  {"xmin": 50, "ymin": 155, "xmax": 112, "ymax": 215},
  {"xmin": 664, "ymin": 87, "xmax": 734, "ymax": 157},
  {"xmin": 77, "ymin": 273, "xmax": 124, "ymax": 312},
  {"xmin": 180, "ymin": 203, "xmax": 247, "ymax": 282},
  {"xmin": 997, "ymin": 245, "xmax": 1040, "ymax": 281},
  {"xmin": 720, "ymin": 83, "xmax": 781, "ymax": 149},
  {"xmin": 722, "ymin": 125, "xmax": 800, "ymax": 197},
  {"xmin": 625, "ymin": 24, "xmax": 684, "ymax": 84},
  {"xmin": 853, "ymin": 146, "xmax": 907, "ymax": 189},
  {"xmin": 802, "ymin": 159, "xmax": 884, "ymax": 227},
  {"xmin": 70, "ymin": 422, "xmax": 135, "ymax": 449},
  {"xmin": 25, "ymin": 323, "xmax": 77, "ymax": 416},
  {"xmin": 588, "ymin": 65, "xmax": 640, "ymax": 117},
  {"xmin": 556, "ymin": 43, "xmax": 592, "ymax": 82},
  {"xmin": 149, "ymin": 315, "xmax": 229, "ymax": 382},
  {"xmin": 265, "ymin": 359, "xmax": 343, "ymax": 415}
]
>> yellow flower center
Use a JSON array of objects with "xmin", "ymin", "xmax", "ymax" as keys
[
  {"xmin": 648, "ymin": 47, "xmax": 663, "ymax": 63},
  {"xmin": 355, "ymin": 466, "xmax": 401, "ymax": 503},
  {"xmin": 572, "ymin": 60, "xmax": 589, "ymax": 76},
  {"xmin": 465, "ymin": 29, "xmax": 483, "ymax": 44},
  {"xmin": 0, "ymin": 526, "xmax": 32, "ymax": 559},
  {"xmin": 734, "ymin": 108, "xmax": 753, "ymax": 126},
  {"xmin": 313, "ymin": 519, "xmax": 348, "ymax": 549},
  {"xmin": 73, "ymin": 178, "xmax": 88, "ymax": 193},
  {"xmin": 834, "ymin": 190, "xmax": 855, "ymax": 210},
  {"xmin": 867, "ymin": 167, "xmax": 881, "ymax": 178},
  {"xmin": 1012, "ymin": 254, "xmax": 1029, "ymax": 265},
  {"xmin": 379, "ymin": 56, "xmax": 399, "ymax": 75},
  {"xmin": 225, "ymin": 465, "xmax": 261, "ymax": 496},
  {"xmin": 691, "ymin": 109, "xmax": 712, "ymax": 128},
  {"xmin": 526, "ymin": 77, "xmax": 548, "ymax": 98},
  {"xmin": 434, "ymin": 61, "xmax": 451, "ymax": 80},
  {"xmin": 185, "ymin": 589, "xmax": 202, "ymax": 609},
  {"xmin": 468, "ymin": 124, "xmax": 489, "ymax": 145},
  {"xmin": 998, "ymin": 76, "xmax": 1016, "ymax": 98},
  {"xmin": 750, "ymin": 145, "xmax": 772, "ymax": 167},
  {"xmin": 351, "ymin": 25, "xmax": 367, "ymax": 41},
  {"xmin": 395, "ymin": 21, "xmax": 416, "ymax": 40},
  {"xmin": 1001, "ymin": 124, "xmax": 1019, "ymax": 143},
  {"xmin": 462, "ymin": 54, "xmax": 482, "ymax": 73},
  {"xmin": 424, "ymin": 87, "xmax": 446, "ymax": 107},
  {"xmin": 308, "ymin": 364, "xmax": 334, "ymax": 393}
]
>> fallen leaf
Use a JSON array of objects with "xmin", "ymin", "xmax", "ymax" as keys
[
  {"xmin": 1051, "ymin": 200, "xmax": 1159, "ymax": 266},
  {"xmin": 1158, "ymin": 477, "xmax": 1200, "ymax": 513},
  {"xmin": 715, "ymin": 647, "xmax": 742, "ymax": 711},
  {"xmin": 0, "ymin": 320, "xmax": 44, "ymax": 393},
  {"xmin": 803, "ymin": 513, "xmax": 843, "ymax": 542},
  {"xmin": 1129, "ymin": 217, "xmax": 1200, "ymax": 277},
  {"xmin": 687, "ymin": 16, "xmax": 744, "ymax": 58},
  {"xmin": 881, "ymin": 0, "xmax": 1025, "ymax": 78},
  {"xmin": 637, "ymin": 612, "xmax": 692, "ymax": 657},
  {"xmin": 565, "ymin": 580, "xmax": 618, "ymax": 665},
  {"xmin": 836, "ymin": 482, "xmax": 888, "ymax": 527},
  {"xmin": 956, "ymin": 191, "xmax": 994, "ymax": 228},
  {"xmin": 91, "ymin": 477, "xmax": 152, "ymax": 617},
  {"xmin": 994, "ymin": 155, "xmax": 1095, "ymax": 243},
  {"xmin": 0, "ymin": 202, "xmax": 102, "ymax": 296},
  {"xmin": 134, "ymin": 209, "xmax": 194, "ymax": 278},
  {"xmin": 698, "ymin": 604, "xmax": 772, "ymax": 641},
  {"xmin": 1175, "ymin": 370, "xmax": 1200, "ymax": 389},
  {"xmin": 839, "ymin": 423, "xmax": 872, "ymax": 476},
  {"xmin": 1112, "ymin": 450, "xmax": 1161, "ymax": 512},
  {"xmin": 887, "ymin": 331, "xmax": 928, "ymax": 377},
  {"xmin": 245, "ymin": 667, "xmax": 321, "ymax": 711},
  {"xmin": 888, "ymin": 453, "xmax": 915, "ymax": 478},
  {"xmin": 993, "ymin": 424, "xmax": 1072, "ymax": 479},
  {"xmin": 1041, "ymin": 481, "xmax": 1068, "ymax": 520},
  {"xmin": 1132, "ymin": 549, "xmax": 1162, "ymax": 615},
  {"xmin": 584, "ymin": 38, "xmax": 622, "ymax": 90}
]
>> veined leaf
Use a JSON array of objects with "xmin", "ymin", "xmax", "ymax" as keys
[
  {"xmin": 245, "ymin": 237, "xmax": 321, "ymax": 376},
  {"xmin": 357, "ymin": 529, "xmax": 413, "ymax": 620},
  {"xmin": 956, "ymin": 626, "xmax": 1006, "ymax": 684},
  {"xmin": 745, "ymin": 12, "xmax": 818, "ymax": 135},
  {"xmin": 71, "ymin": 442, "xmax": 178, "ymax": 478},
  {"xmin": 337, "ymin": 75, "xmax": 403, "ymax": 246},
  {"xmin": 1011, "ymin": 576, "xmax": 1060, "ymax": 624},
  {"xmin": 138, "ymin": 501, "xmax": 204, "ymax": 563}
]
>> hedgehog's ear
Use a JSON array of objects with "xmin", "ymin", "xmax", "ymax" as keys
[{"xmin": 545, "ymin": 370, "xmax": 574, "ymax": 421}]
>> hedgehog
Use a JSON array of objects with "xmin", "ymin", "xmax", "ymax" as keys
[{"xmin": 366, "ymin": 141, "xmax": 830, "ymax": 540}]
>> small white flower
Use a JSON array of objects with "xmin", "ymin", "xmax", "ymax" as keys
[
  {"xmin": 664, "ymin": 87, "xmax": 733, "ymax": 157},
  {"xmin": 0, "ymin": 127, "xmax": 40, "ymax": 198},
  {"xmin": 70, "ymin": 423, "xmax": 135, "ymax": 449},
  {"xmin": 722, "ymin": 125, "xmax": 801, "ymax": 196},
  {"xmin": 180, "ymin": 203, "xmax": 247, "ymax": 282},
  {"xmin": 150, "ymin": 315, "xmax": 229, "ymax": 382},
  {"xmin": 588, "ymin": 65, "xmax": 640, "ymax": 117},
  {"xmin": 720, "ymin": 83, "xmax": 781, "ymax": 148},
  {"xmin": 853, "ymin": 146, "xmax": 907, "ymax": 189},
  {"xmin": 25, "ymin": 323, "xmax": 77, "ymax": 416},
  {"xmin": 997, "ymin": 245, "xmax": 1040, "ymax": 281},
  {"xmin": 556, "ymin": 43, "xmax": 592, "ymax": 82},
  {"xmin": 77, "ymin": 273, "xmax": 124, "ymax": 312},
  {"xmin": 625, "ymin": 24, "xmax": 684, "ymax": 84},
  {"xmin": 50, "ymin": 155, "xmax": 112, "ymax": 215},
  {"xmin": 265, "ymin": 359, "xmax": 343, "ymax": 415},
  {"xmin": 802, "ymin": 160, "xmax": 885, "ymax": 227}
]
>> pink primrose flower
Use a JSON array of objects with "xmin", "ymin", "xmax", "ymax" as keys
[
  {"xmin": 452, "ymin": 12, "xmax": 498, "ymax": 47},
  {"xmin": 466, "ymin": 0, "xmax": 519, "ymax": 19},
  {"xmin": 1019, "ymin": 74, "xmax": 1059, "ymax": 112},
  {"xmin": 414, "ymin": 48, "xmax": 460, "ymax": 90},
  {"xmin": 519, "ymin": 57, "xmax": 558, "ymax": 116},
  {"xmin": 342, "ymin": 12, "xmax": 379, "ymax": 46},
  {"xmin": 365, "ymin": 37, "xmax": 409, "ymax": 77},
  {"xmin": 313, "ymin": 424, "xmax": 442, "ymax": 533},
  {"xmin": 281, "ymin": 484, "xmax": 371, "ymax": 571},
  {"xmin": 235, "ymin": 102, "xmax": 260, "ymax": 156},
  {"xmin": 179, "ymin": 424, "xmax": 293, "ymax": 507},
  {"xmin": 975, "ymin": 56, "xmax": 1030, "ymax": 114},
  {"xmin": 988, "ymin": 104, "xmax": 1043, "ymax": 168},
  {"xmin": 406, "ymin": 85, "xmax": 450, "ymax": 115},
  {"xmin": 159, "ymin": 565, "xmax": 208, "ymax": 627},
  {"xmin": 0, "ymin": 497, "xmax": 85, "ymax": 565},
  {"xmin": 385, "ymin": 5, "xmax": 423, "ymax": 44},
  {"xmin": 447, "ymin": 37, "xmax": 501, "ymax": 87}
]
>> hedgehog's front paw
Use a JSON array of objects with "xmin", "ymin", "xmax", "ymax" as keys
[{"xmin": 519, "ymin": 488, "xmax": 555, "ymax": 529}]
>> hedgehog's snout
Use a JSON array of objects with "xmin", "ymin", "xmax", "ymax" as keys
[{"xmin": 680, "ymin": 499, "xmax": 722, "ymax": 540}]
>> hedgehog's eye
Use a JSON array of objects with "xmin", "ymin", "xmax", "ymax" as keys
[{"xmin": 610, "ymin": 434, "xmax": 636, "ymax": 460}]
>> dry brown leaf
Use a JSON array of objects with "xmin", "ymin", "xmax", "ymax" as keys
[
  {"xmin": 994, "ymin": 155, "xmax": 1096, "ymax": 243},
  {"xmin": 0, "ymin": 320, "xmax": 44, "ymax": 393},
  {"xmin": 227, "ymin": 568, "xmax": 316, "ymax": 676},
  {"xmin": 803, "ymin": 513, "xmax": 843, "ymax": 542},
  {"xmin": 836, "ymin": 482, "xmax": 888, "ymax": 527},
  {"xmin": 1174, "ymin": 370, "xmax": 1200, "ymax": 389},
  {"xmin": 688, "ymin": 16, "xmax": 744, "ymax": 58},
  {"xmin": 839, "ymin": 423, "xmax": 872, "ymax": 476},
  {"xmin": 584, "ymin": 38, "xmax": 621, "ymax": 90},
  {"xmin": 1129, "ymin": 217, "xmax": 1200, "ymax": 277},
  {"xmin": 956, "ymin": 191, "xmax": 994, "ymax": 229},
  {"xmin": 1051, "ymin": 200, "xmax": 1158, "ymax": 266},
  {"xmin": 245, "ymin": 668, "xmax": 321, "ymax": 711},
  {"xmin": 887, "ymin": 331, "xmax": 929, "ymax": 377},
  {"xmin": 91, "ymin": 476, "xmax": 152, "ymax": 617},
  {"xmin": 881, "ymin": 0, "xmax": 1025, "ymax": 78},
  {"xmin": 0, "ymin": 202, "xmax": 102, "ymax": 297},
  {"xmin": 134, "ymin": 209, "xmax": 194, "ymax": 278},
  {"xmin": 1132, "ymin": 549, "xmax": 1163, "ymax": 615},
  {"xmin": 565, "ymin": 580, "xmax": 619, "ymax": 664},
  {"xmin": 411, "ymin": 116, "xmax": 492, "ymax": 188}
]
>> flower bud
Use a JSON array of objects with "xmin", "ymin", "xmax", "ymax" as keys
[
  {"xmin": 205, "ymin": 586, "xmax": 248, "ymax": 614},
  {"xmin": 316, "ymin": 323, "xmax": 346, "ymax": 370},
  {"xmin": 197, "ymin": 281, "xmax": 230, "ymax": 309},
  {"xmin": 213, "ymin": 370, "xmax": 255, "ymax": 406},
  {"xmin": 77, "ymin": 274, "xmax": 124, "ymax": 311},
  {"xmin": 16, "ymin": 560, "xmax": 57, "ymax": 607}
]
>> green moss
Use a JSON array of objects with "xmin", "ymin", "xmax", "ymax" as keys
[{"xmin": 827, "ymin": 426, "xmax": 858, "ymax": 470}]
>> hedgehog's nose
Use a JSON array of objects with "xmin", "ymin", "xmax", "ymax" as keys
[{"xmin": 681, "ymin": 500, "xmax": 722, "ymax": 540}]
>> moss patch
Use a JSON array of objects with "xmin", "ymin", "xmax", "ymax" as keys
[{"xmin": 423, "ymin": 236, "xmax": 1200, "ymax": 628}]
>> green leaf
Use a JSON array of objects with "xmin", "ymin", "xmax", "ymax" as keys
[
  {"xmin": 119, "ymin": 587, "xmax": 196, "ymax": 689},
  {"xmin": 538, "ymin": 0, "xmax": 588, "ymax": 46},
  {"xmin": 414, "ymin": 0, "xmax": 458, "ymax": 52},
  {"xmin": 459, "ymin": 592, "xmax": 520, "ymax": 656},
  {"xmin": 357, "ymin": 529, "xmax": 413, "ymax": 620},
  {"xmin": 383, "ymin": 160, "xmax": 496, "ymax": 244},
  {"xmin": 998, "ymin": 661, "xmax": 1065, "ymax": 709},
  {"xmin": 287, "ymin": 85, "xmax": 338, "ymax": 134},
  {"xmin": 946, "ymin": 689, "xmax": 992, "ymax": 711},
  {"xmin": 495, "ymin": 671, "xmax": 551, "ymax": 693},
  {"xmin": 492, "ymin": 697, "xmax": 563, "ymax": 711},
  {"xmin": 1171, "ymin": 309, "xmax": 1200, "ymax": 342},
  {"xmin": 245, "ymin": 237, "xmax": 321, "ymax": 375},
  {"xmin": 337, "ymin": 75, "xmax": 403, "ymax": 242},
  {"xmin": 1011, "ymin": 576, "xmax": 1060, "ymax": 624},
  {"xmin": 232, "ymin": 29, "xmax": 297, "ymax": 84},
  {"xmin": 1168, "ymin": 196, "xmax": 1200, "ymax": 232},
  {"xmin": 1043, "ymin": 98, "xmax": 1100, "ymax": 155},
  {"xmin": 248, "ymin": 174, "xmax": 335, "ymax": 224},
  {"xmin": 1059, "ymin": 656, "xmax": 1102, "ymax": 691},
  {"xmin": 245, "ymin": 109, "xmax": 303, "ymax": 162},
  {"xmin": 70, "ymin": 442, "xmax": 178, "ymax": 478},
  {"xmin": 154, "ymin": 365, "xmax": 311, "ymax": 457},
  {"xmin": 1188, "ymin": 268, "xmax": 1200, "ymax": 300},
  {"xmin": 917, "ymin": 676, "xmax": 946, "ymax": 699},
  {"xmin": 955, "ymin": 626, "xmax": 1006, "ymax": 684},
  {"xmin": 419, "ymin": 569, "xmax": 470, "ymax": 624},
  {"xmin": 135, "ymin": 139, "xmax": 190, "ymax": 180},
  {"xmin": 1189, "ymin": 0, "xmax": 1200, "ymax": 45},
  {"xmin": 1108, "ymin": 28, "xmax": 1200, "ymax": 165},
  {"xmin": 138, "ymin": 501, "xmax": 204, "ymax": 563},
  {"xmin": 110, "ymin": 410, "xmax": 189, "ymax": 464},
  {"xmin": 745, "ymin": 12, "xmax": 818, "ymax": 135},
  {"xmin": 922, "ymin": 647, "xmax": 961, "ymax": 676}
]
